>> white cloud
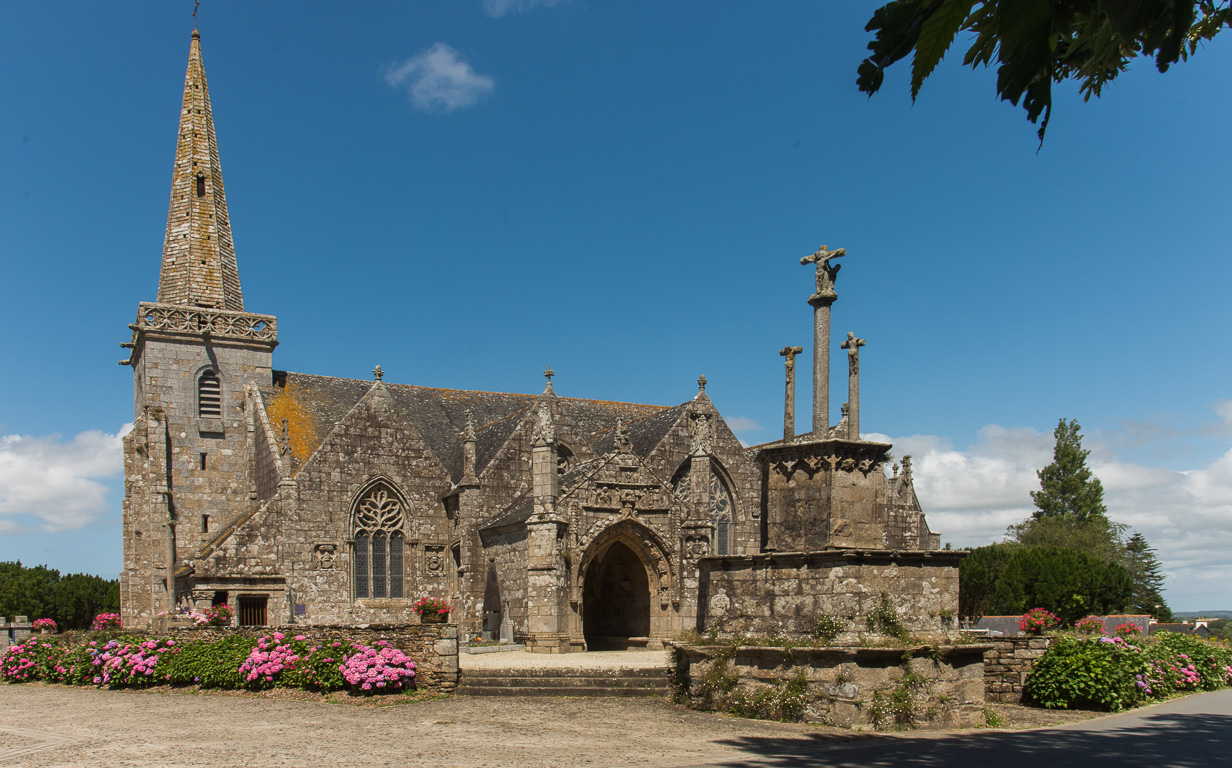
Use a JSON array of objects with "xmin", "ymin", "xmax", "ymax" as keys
[
  {"xmin": 725, "ymin": 416, "xmax": 763, "ymax": 434},
  {"xmin": 484, "ymin": 0, "xmax": 567, "ymax": 18},
  {"xmin": 0, "ymin": 425, "xmax": 130, "ymax": 532},
  {"xmin": 885, "ymin": 410, "xmax": 1232, "ymax": 610},
  {"xmin": 384, "ymin": 44, "xmax": 495, "ymax": 114}
]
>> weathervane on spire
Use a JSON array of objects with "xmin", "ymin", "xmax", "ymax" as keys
[{"xmin": 193, "ymin": 0, "xmax": 200, "ymax": 25}]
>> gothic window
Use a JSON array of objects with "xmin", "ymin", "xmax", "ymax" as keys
[
  {"xmin": 352, "ymin": 484, "xmax": 407, "ymax": 599},
  {"xmin": 557, "ymin": 444, "xmax": 574, "ymax": 475},
  {"xmin": 198, "ymin": 369, "xmax": 221, "ymax": 418},
  {"xmin": 671, "ymin": 461, "xmax": 735, "ymax": 555}
]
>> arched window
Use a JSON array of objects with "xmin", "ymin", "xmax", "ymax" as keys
[
  {"xmin": 352, "ymin": 484, "xmax": 407, "ymax": 599},
  {"xmin": 671, "ymin": 461, "xmax": 734, "ymax": 555},
  {"xmin": 198, "ymin": 369, "xmax": 222, "ymax": 418}
]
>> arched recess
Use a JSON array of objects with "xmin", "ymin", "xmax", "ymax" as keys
[
  {"xmin": 579, "ymin": 520, "xmax": 671, "ymax": 650},
  {"xmin": 195, "ymin": 364, "xmax": 223, "ymax": 419},
  {"xmin": 671, "ymin": 458, "xmax": 737, "ymax": 555},
  {"xmin": 350, "ymin": 478, "xmax": 409, "ymax": 600}
]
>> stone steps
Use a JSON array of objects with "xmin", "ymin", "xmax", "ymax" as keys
[{"xmin": 457, "ymin": 667, "xmax": 671, "ymax": 698}]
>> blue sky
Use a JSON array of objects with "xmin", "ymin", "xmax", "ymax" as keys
[{"xmin": 2, "ymin": 1, "xmax": 1230, "ymax": 611}]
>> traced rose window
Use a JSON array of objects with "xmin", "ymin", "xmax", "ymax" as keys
[{"xmin": 353, "ymin": 484, "xmax": 407, "ymax": 598}]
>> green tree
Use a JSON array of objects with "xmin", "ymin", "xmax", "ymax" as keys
[
  {"xmin": 1123, "ymin": 532, "xmax": 1174, "ymax": 621},
  {"xmin": 858, "ymin": 1, "xmax": 1231, "ymax": 142},
  {"xmin": 0, "ymin": 561, "xmax": 120, "ymax": 629},
  {"xmin": 958, "ymin": 542, "xmax": 1018, "ymax": 620},
  {"xmin": 994, "ymin": 546, "xmax": 1132, "ymax": 624},
  {"xmin": 1031, "ymin": 418, "xmax": 1107, "ymax": 522}
]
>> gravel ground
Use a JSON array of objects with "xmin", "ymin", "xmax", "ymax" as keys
[
  {"xmin": 0, "ymin": 648, "xmax": 1106, "ymax": 768},
  {"xmin": 0, "ymin": 683, "xmax": 856, "ymax": 768}
]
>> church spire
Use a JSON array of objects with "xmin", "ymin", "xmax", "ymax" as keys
[{"xmin": 157, "ymin": 29, "xmax": 243, "ymax": 311}]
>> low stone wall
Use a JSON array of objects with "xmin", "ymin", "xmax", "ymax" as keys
[
  {"xmin": 670, "ymin": 642, "xmax": 989, "ymax": 730},
  {"xmin": 697, "ymin": 550, "xmax": 962, "ymax": 638},
  {"xmin": 55, "ymin": 623, "xmax": 459, "ymax": 692},
  {"xmin": 1, "ymin": 617, "xmax": 34, "ymax": 649},
  {"xmin": 983, "ymin": 636, "xmax": 1053, "ymax": 703}
]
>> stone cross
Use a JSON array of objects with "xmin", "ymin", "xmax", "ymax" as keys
[
  {"xmin": 779, "ymin": 345, "xmax": 803, "ymax": 440},
  {"xmin": 800, "ymin": 244, "xmax": 846, "ymax": 434},
  {"xmin": 800, "ymin": 245, "xmax": 845, "ymax": 297},
  {"xmin": 697, "ymin": 374, "xmax": 707, "ymax": 393},
  {"xmin": 542, "ymin": 365, "xmax": 555, "ymax": 394},
  {"xmin": 840, "ymin": 332, "xmax": 865, "ymax": 440},
  {"xmin": 372, "ymin": 364, "xmax": 383, "ymax": 382}
]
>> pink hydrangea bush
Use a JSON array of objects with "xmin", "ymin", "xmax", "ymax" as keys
[
  {"xmin": 1019, "ymin": 608, "xmax": 1060, "ymax": 635},
  {"xmin": 89, "ymin": 638, "xmax": 181, "ymax": 687},
  {"xmin": 32, "ymin": 618, "xmax": 57, "ymax": 632},
  {"xmin": 1115, "ymin": 623, "xmax": 1143, "ymax": 638},
  {"xmin": 1, "ymin": 638, "xmax": 58, "ymax": 682},
  {"xmin": 339, "ymin": 640, "xmax": 416, "ymax": 694},
  {"xmin": 1073, "ymin": 616, "xmax": 1106, "ymax": 635},
  {"xmin": 91, "ymin": 613, "xmax": 122, "ymax": 631},
  {"xmin": 238, "ymin": 633, "xmax": 301, "ymax": 689}
]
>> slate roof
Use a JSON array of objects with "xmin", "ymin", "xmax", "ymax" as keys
[{"xmin": 261, "ymin": 371, "xmax": 675, "ymax": 483}]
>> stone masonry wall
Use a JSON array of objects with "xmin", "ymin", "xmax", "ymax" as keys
[
  {"xmin": 698, "ymin": 550, "xmax": 962, "ymax": 637},
  {"xmin": 671, "ymin": 643, "xmax": 988, "ymax": 729},
  {"xmin": 983, "ymin": 635, "xmax": 1053, "ymax": 703}
]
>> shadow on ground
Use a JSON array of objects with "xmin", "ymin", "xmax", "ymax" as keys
[{"xmin": 704, "ymin": 711, "xmax": 1232, "ymax": 768}]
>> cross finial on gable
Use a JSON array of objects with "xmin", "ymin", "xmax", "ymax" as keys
[
  {"xmin": 542, "ymin": 364, "xmax": 555, "ymax": 395},
  {"xmin": 373, "ymin": 365, "xmax": 383, "ymax": 382},
  {"xmin": 697, "ymin": 374, "xmax": 707, "ymax": 393}
]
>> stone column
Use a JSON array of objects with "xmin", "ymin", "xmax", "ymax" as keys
[
  {"xmin": 841, "ymin": 332, "xmax": 866, "ymax": 441},
  {"xmin": 779, "ymin": 346, "xmax": 803, "ymax": 440},
  {"xmin": 801, "ymin": 245, "xmax": 844, "ymax": 435}
]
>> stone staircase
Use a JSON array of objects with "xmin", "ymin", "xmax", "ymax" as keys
[{"xmin": 457, "ymin": 666, "xmax": 671, "ymax": 697}]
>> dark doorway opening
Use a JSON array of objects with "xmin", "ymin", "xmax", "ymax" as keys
[
  {"xmin": 482, "ymin": 561, "xmax": 503, "ymax": 642},
  {"xmin": 583, "ymin": 541, "xmax": 651, "ymax": 650},
  {"xmin": 238, "ymin": 595, "xmax": 267, "ymax": 626}
]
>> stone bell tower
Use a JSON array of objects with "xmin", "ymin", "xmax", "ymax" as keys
[{"xmin": 118, "ymin": 29, "xmax": 278, "ymax": 628}]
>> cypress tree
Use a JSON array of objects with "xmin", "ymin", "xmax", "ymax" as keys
[{"xmin": 1031, "ymin": 418, "xmax": 1107, "ymax": 521}]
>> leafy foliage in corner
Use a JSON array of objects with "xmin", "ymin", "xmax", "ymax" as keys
[
  {"xmin": 858, "ymin": 1, "xmax": 1231, "ymax": 143},
  {"xmin": 866, "ymin": 594, "xmax": 909, "ymax": 640}
]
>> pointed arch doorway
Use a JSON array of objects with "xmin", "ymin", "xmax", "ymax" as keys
[{"xmin": 582, "ymin": 537, "xmax": 653, "ymax": 650}]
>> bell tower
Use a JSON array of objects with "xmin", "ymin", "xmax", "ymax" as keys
[{"xmin": 119, "ymin": 29, "xmax": 278, "ymax": 628}]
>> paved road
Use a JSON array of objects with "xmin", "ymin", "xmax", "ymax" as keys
[
  {"xmin": 0, "ymin": 684, "xmax": 1229, "ymax": 767},
  {"xmin": 673, "ymin": 690, "xmax": 1232, "ymax": 768}
]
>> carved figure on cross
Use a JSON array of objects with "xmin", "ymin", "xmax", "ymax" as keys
[
  {"xmin": 800, "ymin": 245, "xmax": 845, "ymax": 295},
  {"xmin": 779, "ymin": 345, "xmax": 803, "ymax": 375},
  {"xmin": 841, "ymin": 332, "xmax": 865, "ymax": 375}
]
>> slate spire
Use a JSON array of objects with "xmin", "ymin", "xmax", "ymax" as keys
[{"xmin": 157, "ymin": 29, "xmax": 243, "ymax": 311}]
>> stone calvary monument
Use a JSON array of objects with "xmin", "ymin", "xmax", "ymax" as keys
[{"xmin": 119, "ymin": 30, "xmax": 958, "ymax": 652}]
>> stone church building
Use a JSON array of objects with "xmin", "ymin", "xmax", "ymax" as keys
[{"xmin": 120, "ymin": 31, "xmax": 952, "ymax": 652}]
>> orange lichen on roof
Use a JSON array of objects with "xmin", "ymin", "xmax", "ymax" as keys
[{"xmin": 264, "ymin": 380, "xmax": 320, "ymax": 465}]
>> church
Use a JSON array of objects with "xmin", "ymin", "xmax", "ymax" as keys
[{"xmin": 120, "ymin": 30, "xmax": 952, "ymax": 652}]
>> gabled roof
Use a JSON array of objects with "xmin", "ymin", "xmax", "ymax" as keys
[
  {"xmin": 261, "ymin": 371, "xmax": 674, "ymax": 483},
  {"xmin": 591, "ymin": 401, "xmax": 692, "ymax": 457}
]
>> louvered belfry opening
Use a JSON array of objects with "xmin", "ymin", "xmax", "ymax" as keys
[{"xmin": 198, "ymin": 369, "xmax": 221, "ymax": 417}]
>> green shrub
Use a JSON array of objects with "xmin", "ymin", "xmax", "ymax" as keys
[
  {"xmin": 162, "ymin": 635, "xmax": 256, "ymax": 688},
  {"xmin": 1024, "ymin": 636, "xmax": 1150, "ymax": 711}
]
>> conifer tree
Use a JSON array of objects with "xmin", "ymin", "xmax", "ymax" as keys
[
  {"xmin": 1124, "ymin": 532, "xmax": 1174, "ymax": 622},
  {"xmin": 1030, "ymin": 418, "xmax": 1107, "ymax": 521}
]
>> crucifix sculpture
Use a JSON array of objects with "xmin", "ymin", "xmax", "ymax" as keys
[
  {"xmin": 800, "ymin": 244, "xmax": 846, "ymax": 434},
  {"xmin": 840, "ymin": 332, "xmax": 866, "ymax": 440},
  {"xmin": 779, "ymin": 345, "xmax": 803, "ymax": 440}
]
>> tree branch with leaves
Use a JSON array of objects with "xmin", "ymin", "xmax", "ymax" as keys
[{"xmin": 858, "ymin": 0, "xmax": 1231, "ymax": 143}]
